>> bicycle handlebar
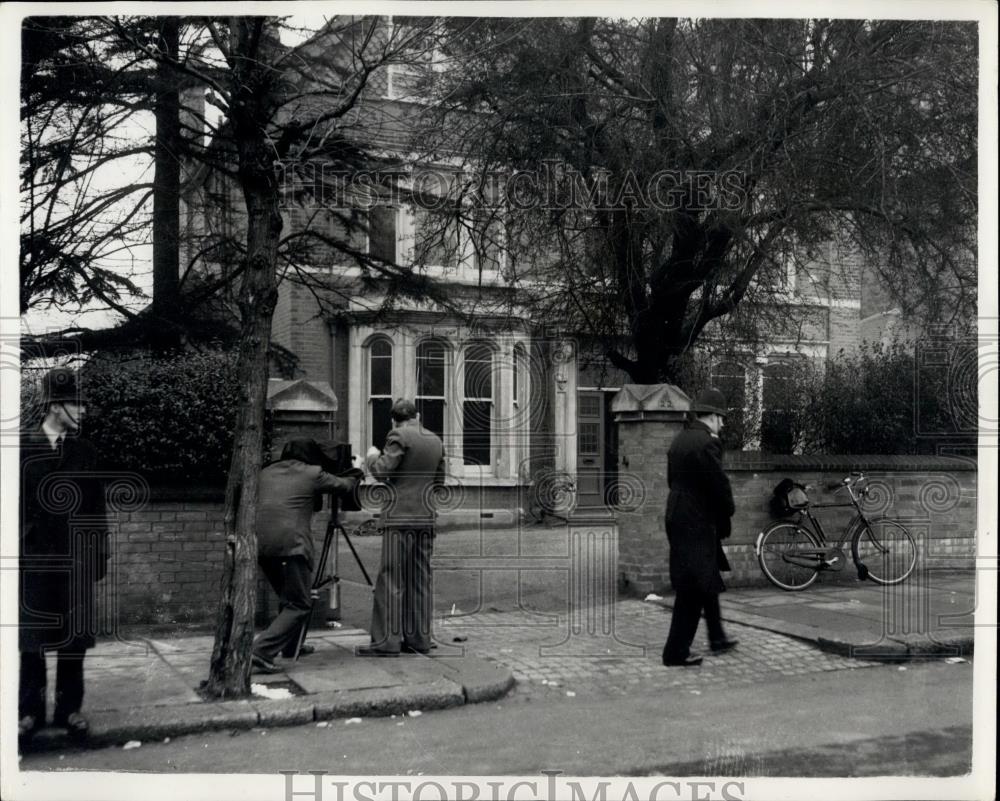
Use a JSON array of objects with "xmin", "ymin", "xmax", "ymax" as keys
[{"xmin": 825, "ymin": 472, "xmax": 867, "ymax": 495}]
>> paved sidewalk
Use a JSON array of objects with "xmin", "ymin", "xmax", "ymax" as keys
[
  {"xmin": 23, "ymin": 568, "xmax": 975, "ymax": 753},
  {"xmin": 650, "ymin": 567, "xmax": 977, "ymax": 659},
  {"xmin": 25, "ymin": 625, "xmax": 513, "ymax": 753}
]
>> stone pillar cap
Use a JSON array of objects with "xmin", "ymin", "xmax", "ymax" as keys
[
  {"xmin": 611, "ymin": 384, "xmax": 691, "ymax": 414},
  {"xmin": 266, "ymin": 379, "xmax": 338, "ymax": 412}
]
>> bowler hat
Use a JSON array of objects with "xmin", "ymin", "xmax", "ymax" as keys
[
  {"xmin": 42, "ymin": 368, "xmax": 86, "ymax": 405},
  {"xmin": 390, "ymin": 398, "xmax": 417, "ymax": 421},
  {"xmin": 689, "ymin": 387, "xmax": 728, "ymax": 416}
]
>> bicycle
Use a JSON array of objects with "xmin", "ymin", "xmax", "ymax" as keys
[{"xmin": 755, "ymin": 472, "xmax": 917, "ymax": 591}]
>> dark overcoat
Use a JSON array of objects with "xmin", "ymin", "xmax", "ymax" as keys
[
  {"xmin": 19, "ymin": 428, "xmax": 109, "ymax": 652},
  {"xmin": 664, "ymin": 419, "xmax": 735, "ymax": 594}
]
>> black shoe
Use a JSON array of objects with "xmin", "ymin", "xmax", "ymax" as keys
[
  {"xmin": 710, "ymin": 638, "xmax": 739, "ymax": 653},
  {"xmin": 401, "ymin": 644, "xmax": 431, "ymax": 655},
  {"xmin": 663, "ymin": 654, "xmax": 704, "ymax": 667},
  {"xmin": 55, "ymin": 712, "xmax": 89, "ymax": 740},
  {"xmin": 251, "ymin": 653, "xmax": 283, "ymax": 674},
  {"xmin": 282, "ymin": 643, "xmax": 316, "ymax": 659},
  {"xmin": 355, "ymin": 646, "xmax": 400, "ymax": 658},
  {"xmin": 18, "ymin": 715, "xmax": 40, "ymax": 744}
]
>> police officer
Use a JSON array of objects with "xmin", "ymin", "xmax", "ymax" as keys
[{"xmin": 19, "ymin": 368, "xmax": 110, "ymax": 742}]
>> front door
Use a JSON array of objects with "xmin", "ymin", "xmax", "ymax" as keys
[{"xmin": 576, "ymin": 391, "xmax": 605, "ymax": 508}]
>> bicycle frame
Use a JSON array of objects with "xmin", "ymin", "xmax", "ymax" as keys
[
  {"xmin": 759, "ymin": 472, "xmax": 916, "ymax": 588},
  {"xmin": 791, "ymin": 473, "xmax": 869, "ymax": 542}
]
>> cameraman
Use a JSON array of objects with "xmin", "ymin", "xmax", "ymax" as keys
[{"xmin": 252, "ymin": 438, "xmax": 361, "ymax": 674}]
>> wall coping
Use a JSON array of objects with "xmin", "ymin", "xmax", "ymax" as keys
[
  {"xmin": 724, "ymin": 452, "xmax": 977, "ymax": 472},
  {"xmin": 148, "ymin": 485, "xmax": 227, "ymax": 502}
]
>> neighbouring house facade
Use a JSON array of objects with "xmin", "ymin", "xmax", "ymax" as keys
[{"xmin": 178, "ymin": 17, "xmax": 871, "ymax": 523}]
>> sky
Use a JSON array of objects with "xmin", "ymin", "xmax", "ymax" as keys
[{"xmin": 18, "ymin": 14, "xmax": 329, "ymax": 340}]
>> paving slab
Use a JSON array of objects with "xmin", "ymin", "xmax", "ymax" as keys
[
  {"xmin": 21, "ymin": 625, "xmax": 515, "ymax": 754},
  {"xmin": 682, "ymin": 570, "xmax": 977, "ymax": 659},
  {"xmin": 84, "ymin": 656, "xmax": 201, "ymax": 709}
]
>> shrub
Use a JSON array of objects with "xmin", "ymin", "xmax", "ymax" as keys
[
  {"xmin": 802, "ymin": 339, "xmax": 977, "ymax": 455},
  {"xmin": 75, "ymin": 349, "xmax": 244, "ymax": 484}
]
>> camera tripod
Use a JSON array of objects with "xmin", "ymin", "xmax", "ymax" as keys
[{"xmin": 291, "ymin": 512, "xmax": 374, "ymax": 661}]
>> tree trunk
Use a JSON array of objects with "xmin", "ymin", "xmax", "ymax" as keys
[
  {"xmin": 204, "ymin": 19, "xmax": 282, "ymax": 698},
  {"xmin": 152, "ymin": 18, "xmax": 181, "ymax": 325}
]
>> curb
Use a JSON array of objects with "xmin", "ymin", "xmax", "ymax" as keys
[
  {"xmin": 645, "ymin": 598, "xmax": 975, "ymax": 661},
  {"xmin": 23, "ymin": 661, "xmax": 514, "ymax": 753}
]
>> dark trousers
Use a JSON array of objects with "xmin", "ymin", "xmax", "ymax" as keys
[
  {"xmin": 663, "ymin": 589, "xmax": 726, "ymax": 663},
  {"xmin": 370, "ymin": 527, "xmax": 434, "ymax": 653},
  {"xmin": 19, "ymin": 648, "xmax": 86, "ymax": 723},
  {"xmin": 254, "ymin": 555, "xmax": 312, "ymax": 660}
]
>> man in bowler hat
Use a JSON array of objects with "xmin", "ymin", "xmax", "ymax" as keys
[
  {"xmin": 19, "ymin": 368, "xmax": 110, "ymax": 743},
  {"xmin": 662, "ymin": 387, "xmax": 739, "ymax": 667},
  {"xmin": 359, "ymin": 399, "xmax": 445, "ymax": 656}
]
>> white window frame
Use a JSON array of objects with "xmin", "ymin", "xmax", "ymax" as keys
[
  {"xmin": 366, "ymin": 336, "xmax": 393, "ymax": 450},
  {"xmin": 457, "ymin": 340, "xmax": 498, "ymax": 477}
]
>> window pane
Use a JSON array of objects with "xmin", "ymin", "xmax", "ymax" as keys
[
  {"xmin": 370, "ymin": 341, "xmax": 392, "ymax": 396},
  {"xmin": 369, "ymin": 206, "xmax": 397, "ymax": 262},
  {"xmin": 417, "ymin": 398, "xmax": 444, "ymax": 440},
  {"xmin": 464, "ymin": 344, "xmax": 493, "ymax": 399},
  {"xmin": 417, "ymin": 342, "xmax": 445, "ymax": 397},
  {"xmin": 762, "ymin": 362, "xmax": 796, "ymax": 454},
  {"xmin": 711, "ymin": 361, "xmax": 746, "ymax": 450},
  {"xmin": 463, "ymin": 400, "xmax": 492, "ymax": 465},
  {"xmin": 372, "ymin": 398, "xmax": 393, "ymax": 450},
  {"xmin": 473, "ymin": 214, "xmax": 503, "ymax": 272},
  {"xmin": 326, "ymin": 208, "xmax": 367, "ymax": 253},
  {"xmin": 414, "ymin": 208, "xmax": 459, "ymax": 267}
]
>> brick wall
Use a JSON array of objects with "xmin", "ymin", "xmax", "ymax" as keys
[
  {"xmin": 828, "ymin": 305, "xmax": 861, "ymax": 355},
  {"xmin": 107, "ymin": 489, "xmax": 336, "ymax": 626},
  {"xmin": 618, "ymin": 450, "xmax": 977, "ymax": 595},
  {"xmin": 330, "ymin": 319, "xmax": 351, "ymax": 444}
]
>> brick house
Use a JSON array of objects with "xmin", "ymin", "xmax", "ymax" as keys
[{"xmin": 178, "ymin": 17, "xmax": 870, "ymax": 523}]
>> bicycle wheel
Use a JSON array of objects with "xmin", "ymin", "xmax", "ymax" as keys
[
  {"xmin": 852, "ymin": 518, "xmax": 916, "ymax": 585},
  {"xmin": 757, "ymin": 523, "xmax": 822, "ymax": 591}
]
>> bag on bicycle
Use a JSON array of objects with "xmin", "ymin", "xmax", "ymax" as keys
[{"xmin": 770, "ymin": 478, "xmax": 809, "ymax": 517}]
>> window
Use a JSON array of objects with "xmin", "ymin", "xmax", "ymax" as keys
[
  {"xmin": 413, "ymin": 208, "xmax": 460, "ymax": 267},
  {"xmin": 369, "ymin": 206, "xmax": 397, "ymax": 262},
  {"xmin": 368, "ymin": 339, "xmax": 393, "ymax": 450},
  {"xmin": 416, "ymin": 340, "xmax": 447, "ymax": 440},
  {"xmin": 471, "ymin": 210, "xmax": 504, "ymax": 273},
  {"xmin": 462, "ymin": 343, "xmax": 494, "ymax": 466},
  {"xmin": 512, "ymin": 344, "xmax": 528, "ymax": 416},
  {"xmin": 761, "ymin": 361, "xmax": 796, "ymax": 454},
  {"xmin": 323, "ymin": 208, "xmax": 367, "ymax": 256},
  {"xmin": 710, "ymin": 360, "xmax": 748, "ymax": 450}
]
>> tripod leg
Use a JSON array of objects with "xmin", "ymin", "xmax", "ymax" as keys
[
  {"xmin": 339, "ymin": 526, "xmax": 374, "ymax": 587},
  {"xmin": 293, "ymin": 525, "xmax": 337, "ymax": 662},
  {"xmin": 291, "ymin": 584, "xmax": 324, "ymax": 662}
]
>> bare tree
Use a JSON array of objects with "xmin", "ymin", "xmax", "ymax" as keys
[{"xmin": 418, "ymin": 17, "xmax": 978, "ymax": 383}]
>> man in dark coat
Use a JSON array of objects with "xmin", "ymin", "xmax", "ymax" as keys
[
  {"xmin": 252, "ymin": 438, "xmax": 361, "ymax": 673},
  {"xmin": 19, "ymin": 368, "xmax": 109, "ymax": 742},
  {"xmin": 662, "ymin": 388, "xmax": 739, "ymax": 667},
  {"xmin": 360, "ymin": 399, "xmax": 445, "ymax": 656}
]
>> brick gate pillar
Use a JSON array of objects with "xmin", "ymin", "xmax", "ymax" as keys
[{"xmin": 611, "ymin": 384, "xmax": 691, "ymax": 596}]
